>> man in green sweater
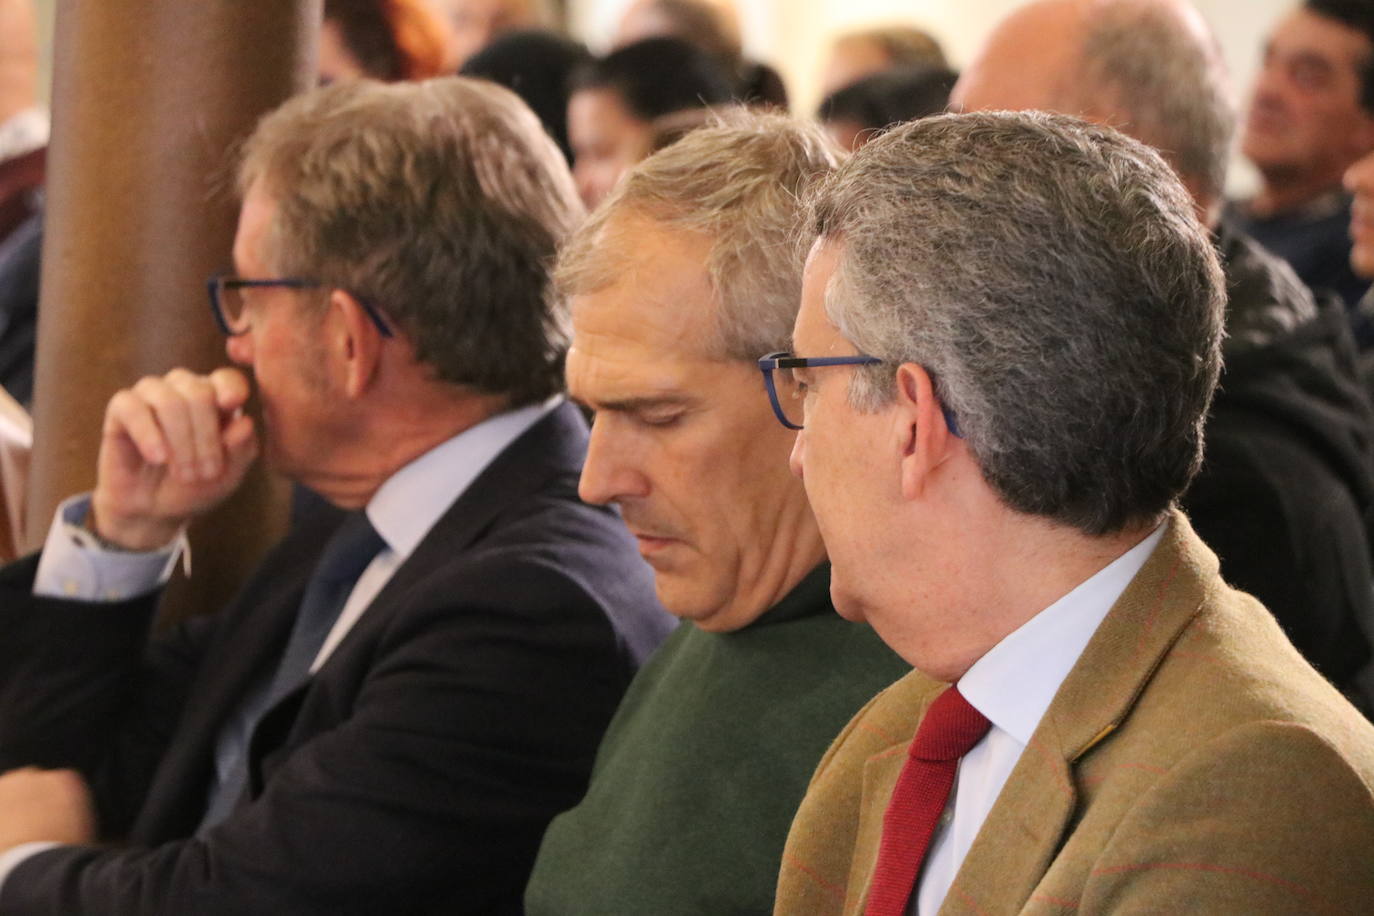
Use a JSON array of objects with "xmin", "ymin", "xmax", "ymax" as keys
[{"xmin": 523, "ymin": 112, "xmax": 911, "ymax": 914}]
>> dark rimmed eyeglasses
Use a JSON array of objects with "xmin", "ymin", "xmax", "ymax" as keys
[
  {"xmin": 757, "ymin": 350, "xmax": 961, "ymax": 436},
  {"xmin": 206, "ymin": 274, "xmax": 394, "ymax": 338}
]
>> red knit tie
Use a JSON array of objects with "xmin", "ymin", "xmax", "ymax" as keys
[{"xmin": 865, "ymin": 685, "xmax": 991, "ymax": 916}]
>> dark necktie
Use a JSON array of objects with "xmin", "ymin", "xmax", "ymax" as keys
[
  {"xmin": 865, "ymin": 685, "xmax": 992, "ymax": 916},
  {"xmin": 199, "ymin": 511, "xmax": 386, "ymax": 832}
]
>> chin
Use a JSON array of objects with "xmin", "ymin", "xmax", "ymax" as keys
[
  {"xmin": 828, "ymin": 583, "xmax": 869, "ymax": 624},
  {"xmin": 656, "ymin": 578, "xmax": 758, "ymax": 633},
  {"xmin": 653, "ymin": 575, "xmax": 713, "ymax": 623}
]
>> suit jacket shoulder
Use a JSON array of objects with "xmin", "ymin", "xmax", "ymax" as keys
[{"xmin": 776, "ymin": 511, "xmax": 1374, "ymax": 916}]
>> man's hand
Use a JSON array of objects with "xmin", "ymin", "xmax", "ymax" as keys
[
  {"xmin": 0, "ymin": 768, "xmax": 96, "ymax": 851},
  {"xmin": 91, "ymin": 367, "xmax": 259, "ymax": 550}
]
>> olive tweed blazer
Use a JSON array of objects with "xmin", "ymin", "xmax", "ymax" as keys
[{"xmin": 776, "ymin": 511, "xmax": 1374, "ymax": 915}]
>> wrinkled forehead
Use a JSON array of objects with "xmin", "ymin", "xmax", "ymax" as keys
[
  {"xmin": 569, "ymin": 214, "xmax": 722, "ymax": 351},
  {"xmin": 565, "ymin": 224, "xmax": 729, "ymax": 400}
]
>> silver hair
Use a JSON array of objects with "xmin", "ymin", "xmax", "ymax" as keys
[
  {"xmin": 812, "ymin": 110, "xmax": 1225, "ymax": 535},
  {"xmin": 556, "ymin": 108, "xmax": 841, "ymax": 361},
  {"xmin": 1065, "ymin": 0, "xmax": 1236, "ymax": 206}
]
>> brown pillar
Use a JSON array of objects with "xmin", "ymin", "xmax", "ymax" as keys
[{"xmin": 25, "ymin": 0, "xmax": 322, "ymax": 620}]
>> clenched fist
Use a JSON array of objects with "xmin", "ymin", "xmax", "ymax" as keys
[{"xmin": 90, "ymin": 367, "xmax": 259, "ymax": 550}]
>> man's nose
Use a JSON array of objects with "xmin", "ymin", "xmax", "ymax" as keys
[
  {"xmin": 1346, "ymin": 152, "xmax": 1374, "ymax": 194},
  {"xmin": 224, "ymin": 329, "xmax": 253, "ymax": 366},
  {"xmin": 578, "ymin": 416, "xmax": 650, "ymax": 506},
  {"xmin": 1250, "ymin": 61, "xmax": 1286, "ymax": 109},
  {"xmin": 788, "ymin": 430, "xmax": 805, "ymax": 480}
]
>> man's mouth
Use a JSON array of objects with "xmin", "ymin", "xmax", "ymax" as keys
[{"xmin": 631, "ymin": 531, "xmax": 679, "ymax": 556}]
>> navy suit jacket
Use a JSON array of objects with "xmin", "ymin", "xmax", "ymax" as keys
[{"xmin": 0, "ymin": 402, "xmax": 672, "ymax": 914}]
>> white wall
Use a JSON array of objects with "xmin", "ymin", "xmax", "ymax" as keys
[{"xmin": 568, "ymin": 0, "xmax": 1298, "ymax": 195}]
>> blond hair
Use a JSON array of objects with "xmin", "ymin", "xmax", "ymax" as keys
[{"xmin": 557, "ymin": 109, "xmax": 840, "ymax": 361}]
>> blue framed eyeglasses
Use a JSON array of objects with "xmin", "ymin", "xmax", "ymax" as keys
[
  {"xmin": 207, "ymin": 274, "xmax": 394, "ymax": 338},
  {"xmin": 757, "ymin": 350, "xmax": 960, "ymax": 436}
]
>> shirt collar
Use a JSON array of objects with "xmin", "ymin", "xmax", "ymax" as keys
[
  {"xmin": 959, "ymin": 521, "xmax": 1167, "ymax": 745},
  {"xmin": 364, "ymin": 396, "xmax": 561, "ymax": 560}
]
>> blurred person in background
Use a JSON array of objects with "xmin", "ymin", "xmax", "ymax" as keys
[
  {"xmin": 819, "ymin": 23, "xmax": 947, "ymax": 98},
  {"xmin": 461, "ymin": 29, "xmax": 591, "ymax": 164},
  {"xmin": 566, "ymin": 36, "xmax": 734, "ymax": 209},
  {"xmin": 0, "ymin": 0, "xmax": 43, "ymax": 194},
  {"xmin": 615, "ymin": 0, "xmax": 739, "ymax": 55},
  {"xmin": 0, "ymin": 0, "xmax": 45, "ymax": 410},
  {"xmin": 614, "ymin": 0, "xmax": 787, "ymax": 108},
  {"xmin": 320, "ymin": 0, "xmax": 454, "ymax": 83},
  {"xmin": 435, "ymin": 0, "xmax": 556, "ymax": 71},
  {"xmin": 1225, "ymin": 0, "xmax": 1374, "ymax": 327},
  {"xmin": 1339, "ymin": 77, "xmax": 1374, "ymax": 399},
  {"xmin": 817, "ymin": 64, "xmax": 957, "ymax": 151}
]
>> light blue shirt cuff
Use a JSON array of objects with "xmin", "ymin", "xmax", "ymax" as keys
[
  {"xmin": 32, "ymin": 494, "xmax": 186, "ymax": 602},
  {"xmin": 0, "ymin": 842, "xmax": 61, "ymax": 901}
]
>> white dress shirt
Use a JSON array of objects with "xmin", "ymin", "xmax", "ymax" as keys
[
  {"xmin": 2, "ymin": 397, "xmax": 560, "ymax": 891},
  {"xmin": 912, "ymin": 522, "xmax": 1166, "ymax": 916}
]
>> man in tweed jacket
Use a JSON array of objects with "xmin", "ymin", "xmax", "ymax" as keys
[{"xmin": 773, "ymin": 109, "xmax": 1374, "ymax": 915}]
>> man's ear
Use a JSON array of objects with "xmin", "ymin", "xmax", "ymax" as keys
[
  {"xmin": 327, "ymin": 289, "xmax": 384, "ymax": 399},
  {"xmin": 893, "ymin": 362, "xmax": 953, "ymax": 501}
]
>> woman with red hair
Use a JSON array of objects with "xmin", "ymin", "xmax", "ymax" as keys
[{"xmin": 320, "ymin": 0, "xmax": 455, "ymax": 83}]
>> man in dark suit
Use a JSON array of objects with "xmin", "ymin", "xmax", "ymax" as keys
[{"xmin": 0, "ymin": 76, "xmax": 670, "ymax": 914}]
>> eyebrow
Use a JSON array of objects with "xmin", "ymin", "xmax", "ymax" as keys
[
  {"xmin": 574, "ymin": 394, "xmax": 697, "ymax": 413},
  {"xmin": 1291, "ymin": 51, "xmax": 1335, "ymax": 72}
]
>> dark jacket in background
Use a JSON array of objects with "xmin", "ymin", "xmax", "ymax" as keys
[
  {"xmin": 1183, "ymin": 226, "xmax": 1374, "ymax": 697},
  {"xmin": 1223, "ymin": 191, "xmax": 1371, "ymax": 340},
  {"xmin": 0, "ymin": 210, "xmax": 39, "ymax": 406}
]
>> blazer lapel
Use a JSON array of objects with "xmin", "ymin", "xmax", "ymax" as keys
[
  {"xmin": 302, "ymin": 402, "xmax": 588, "ymax": 673},
  {"xmin": 132, "ymin": 515, "xmax": 335, "ymax": 841},
  {"xmin": 938, "ymin": 511, "xmax": 1217, "ymax": 914}
]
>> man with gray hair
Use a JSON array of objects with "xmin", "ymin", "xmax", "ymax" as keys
[
  {"xmin": 0, "ymin": 77, "xmax": 670, "ymax": 913},
  {"xmin": 951, "ymin": 0, "xmax": 1374, "ymax": 708},
  {"xmin": 524, "ymin": 111, "xmax": 908, "ymax": 915},
  {"xmin": 774, "ymin": 109, "xmax": 1374, "ymax": 916}
]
